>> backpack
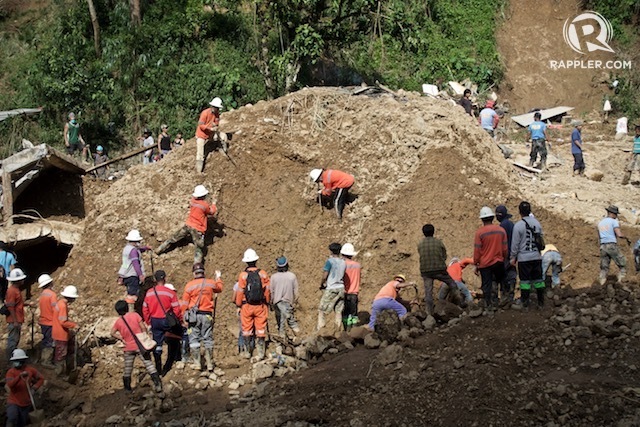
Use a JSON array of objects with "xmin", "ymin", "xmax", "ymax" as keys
[
  {"xmin": 244, "ymin": 269, "xmax": 264, "ymax": 305},
  {"xmin": 523, "ymin": 218, "xmax": 545, "ymax": 252}
]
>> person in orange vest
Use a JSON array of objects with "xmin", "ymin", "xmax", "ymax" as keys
[
  {"xmin": 235, "ymin": 249, "xmax": 270, "ymax": 361},
  {"xmin": 309, "ymin": 168, "xmax": 354, "ymax": 219},
  {"xmin": 195, "ymin": 97, "xmax": 227, "ymax": 173},
  {"xmin": 5, "ymin": 269, "xmax": 32, "ymax": 363},
  {"xmin": 340, "ymin": 243, "xmax": 362, "ymax": 331},
  {"xmin": 437, "ymin": 257, "xmax": 475, "ymax": 305},
  {"xmin": 37, "ymin": 274, "xmax": 57, "ymax": 367},
  {"xmin": 156, "ymin": 185, "xmax": 217, "ymax": 263},
  {"xmin": 367, "ymin": 274, "xmax": 413, "ymax": 330},
  {"xmin": 5, "ymin": 349, "xmax": 45, "ymax": 427},
  {"xmin": 52, "ymin": 286, "xmax": 78, "ymax": 377},
  {"xmin": 474, "ymin": 206, "xmax": 508, "ymax": 310},
  {"xmin": 182, "ymin": 263, "xmax": 223, "ymax": 372}
]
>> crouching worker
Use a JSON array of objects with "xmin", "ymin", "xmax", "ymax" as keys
[
  {"xmin": 111, "ymin": 300, "xmax": 163, "ymax": 393},
  {"xmin": 438, "ymin": 257, "xmax": 474, "ymax": 306},
  {"xmin": 5, "ymin": 349, "xmax": 45, "ymax": 427},
  {"xmin": 367, "ymin": 274, "xmax": 413, "ymax": 330}
]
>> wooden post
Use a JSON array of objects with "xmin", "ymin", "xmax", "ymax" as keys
[{"xmin": 2, "ymin": 170, "xmax": 13, "ymax": 225}]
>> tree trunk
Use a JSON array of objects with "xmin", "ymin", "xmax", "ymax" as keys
[
  {"xmin": 129, "ymin": 0, "xmax": 141, "ymax": 26},
  {"xmin": 86, "ymin": 0, "xmax": 101, "ymax": 57}
]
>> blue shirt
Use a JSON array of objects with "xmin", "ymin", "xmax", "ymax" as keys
[
  {"xmin": 598, "ymin": 217, "xmax": 619, "ymax": 244},
  {"xmin": 571, "ymin": 128, "xmax": 583, "ymax": 154},
  {"xmin": 323, "ymin": 257, "xmax": 346, "ymax": 290},
  {"xmin": 0, "ymin": 250, "xmax": 16, "ymax": 273},
  {"xmin": 479, "ymin": 108, "xmax": 498, "ymax": 130},
  {"xmin": 528, "ymin": 121, "xmax": 547, "ymax": 140},
  {"xmin": 633, "ymin": 135, "xmax": 640, "ymax": 154}
]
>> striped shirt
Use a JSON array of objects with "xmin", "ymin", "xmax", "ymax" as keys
[{"xmin": 473, "ymin": 224, "xmax": 508, "ymax": 268}]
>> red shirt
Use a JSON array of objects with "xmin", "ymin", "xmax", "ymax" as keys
[
  {"xmin": 235, "ymin": 268, "xmax": 270, "ymax": 306},
  {"xmin": 473, "ymin": 224, "xmax": 508, "ymax": 268},
  {"xmin": 142, "ymin": 285, "xmax": 182, "ymax": 324},
  {"xmin": 38, "ymin": 288, "xmax": 57, "ymax": 326},
  {"xmin": 185, "ymin": 198, "xmax": 217, "ymax": 233},
  {"xmin": 5, "ymin": 285, "xmax": 24, "ymax": 324},
  {"xmin": 6, "ymin": 366, "xmax": 44, "ymax": 407},
  {"xmin": 182, "ymin": 277, "xmax": 223, "ymax": 313},
  {"xmin": 447, "ymin": 258, "xmax": 474, "ymax": 282},
  {"xmin": 343, "ymin": 259, "xmax": 362, "ymax": 294},
  {"xmin": 374, "ymin": 280, "xmax": 400, "ymax": 301},
  {"xmin": 320, "ymin": 170, "xmax": 354, "ymax": 196},
  {"xmin": 52, "ymin": 299, "xmax": 77, "ymax": 342},
  {"xmin": 113, "ymin": 312, "xmax": 145, "ymax": 352},
  {"xmin": 196, "ymin": 108, "xmax": 220, "ymax": 139}
]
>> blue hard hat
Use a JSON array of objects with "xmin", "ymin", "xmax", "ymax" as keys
[
  {"xmin": 276, "ymin": 256, "xmax": 288, "ymax": 267},
  {"xmin": 96, "ymin": 145, "xmax": 104, "ymax": 152}
]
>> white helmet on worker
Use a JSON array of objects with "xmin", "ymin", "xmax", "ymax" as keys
[
  {"xmin": 38, "ymin": 274, "xmax": 53, "ymax": 288},
  {"xmin": 309, "ymin": 169, "xmax": 323, "ymax": 182},
  {"xmin": 242, "ymin": 248, "xmax": 259, "ymax": 263},
  {"xmin": 340, "ymin": 243, "xmax": 358, "ymax": 257},
  {"xmin": 61, "ymin": 285, "xmax": 79, "ymax": 299},
  {"xmin": 7, "ymin": 268, "xmax": 26, "ymax": 282},
  {"xmin": 209, "ymin": 97, "xmax": 223, "ymax": 108},
  {"xmin": 10, "ymin": 349, "xmax": 28, "ymax": 361},
  {"xmin": 192, "ymin": 185, "xmax": 209, "ymax": 198},
  {"xmin": 126, "ymin": 229, "xmax": 143, "ymax": 242},
  {"xmin": 479, "ymin": 206, "xmax": 495, "ymax": 219}
]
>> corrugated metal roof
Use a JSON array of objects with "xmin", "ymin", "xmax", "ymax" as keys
[
  {"xmin": 511, "ymin": 106, "xmax": 574, "ymax": 127},
  {"xmin": 0, "ymin": 108, "xmax": 42, "ymax": 123}
]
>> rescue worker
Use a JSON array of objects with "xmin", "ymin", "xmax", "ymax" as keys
[
  {"xmin": 341, "ymin": 243, "xmax": 362, "ymax": 331},
  {"xmin": 597, "ymin": 205, "xmax": 630, "ymax": 285},
  {"xmin": 52, "ymin": 286, "xmax": 78, "ymax": 377},
  {"xmin": 528, "ymin": 112, "xmax": 548, "ymax": 170},
  {"xmin": 621, "ymin": 124, "xmax": 640, "ymax": 185},
  {"xmin": 438, "ymin": 257, "xmax": 474, "ymax": 305},
  {"xmin": 162, "ymin": 283, "xmax": 182, "ymax": 376},
  {"xmin": 232, "ymin": 282, "xmax": 254, "ymax": 355},
  {"xmin": 317, "ymin": 243, "xmax": 346, "ymax": 331},
  {"xmin": 118, "ymin": 230, "xmax": 152, "ymax": 312},
  {"xmin": 142, "ymin": 271, "xmax": 182, "ymax": 374},
  {"xmin": 309, "ymin": 168, "xmax": 354, "ymax": 220},
  {"xmin": 479, "ymin": 100, "xmax": 499, "ymax": 137},
  {"xmin": 111, "ymin": 300, "xmax": 163, "ymax": 393},
  {"xmin": 367, "ymin": 274, "xmax": 413, "ymax": 330},
  {"xmin": 195, "ymin": 97, "xmax": 227, "ymax": 173},
  {"xmin": 64, "ymin": 112, "xmax": 88, "ymax": 161},
  {"xmin": 5, "ymin": 348, "xmax": 45, "ymax": 427},
  {"xmin": 496, "ymin": 205, "xmax": 517, "ymax": 304},
  {"xmin": 269, "ymin": 257, "xmax": 300, "ymax": 339},
  {"xmin": 5, "ymin": 268, "xmax": 29, "ymax": 362},
  {"xmin": 473, "ymin": 207, "xmax": 508, "ymax": 310},
  {"xmin": 182, "ymin": 263, "xmax": 223, "ymax": 372},
  {"xmin": 541, "ymin": 244, "xmax": 563, "ymax": 288},
  {"xmin": 235, "ymin": 249, "xmax": 270, "ymax": 361},
  {"xmin": 37, "ymin": 274, "xmax": 57, "ymax": 367},
  {"xmin": 156, "ymin": 185, "xmax": 217, "ymax": 264}
]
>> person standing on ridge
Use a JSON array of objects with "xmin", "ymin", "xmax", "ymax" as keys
[
  {"xmin": 118, "ymin": 230, "xmax": 152, "ymax": 313},
  {"xmin": 64, "ymin": 112, "xmax": 88, "ymax": 161},
  {"xmin": 195, "ymin": 97, "xmax": 227, "ymax": 173},
  {"xmin": 317, "ymin": 243, "xmax": 346, "ymax": 331},
  {"xmin": 622, "ymin": 124, "xmax": 640, "ymax": 185},
  {"xmin": 473, "ymin": 207, "xmax": 508, "ymax": 310},
  {"xmin": 571, "ymin": 120, "xmax": 585, "ymax": 176},
  {"xmin": 269, "ymin": 257, "xmax": 300, "ymax": 339},
  {"xmin": 37, "ymin": 274, "xmax": 57, "ymax": 367},
  {"xmin": 52, "ymin": 285, "xmax": 79, "ymax": 377},
  {"xmin": 597, "ymin": 205, "xmax": 630, "ymax": 285},
  {"xmin": 496, "ymin": 205, "xmax": 516, "ymax": 305},
  {"xmin": 341, "ymin": 243, "xmax": 362, "ymax": 330},
  {"xmin": 528, "ymin": 112, "xmax": 548, "ymax": 170}
]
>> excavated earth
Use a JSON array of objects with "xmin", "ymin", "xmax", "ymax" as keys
[{"xmin": 2, "ymin": 87, "xmax": 640, "ymax": 426}]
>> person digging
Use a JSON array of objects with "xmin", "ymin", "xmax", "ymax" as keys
[{"xmin": 5, "ymin": 348, "xmax": 45, "ymax": 427}]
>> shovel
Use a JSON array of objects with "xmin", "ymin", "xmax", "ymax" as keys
[{"xmin": 25, "ymin": 380, "xmax": 44, "ymax": 425}]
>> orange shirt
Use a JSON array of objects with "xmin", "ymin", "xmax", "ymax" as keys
[
  {"xmin": 185, "ymin": 197, "xmax": 217, "ymax": 233},
  {"xmin": 38, "ymin": 288, "xmax": 58, "ymax": 326},
  {"xmin": 374, "ymin": 280, "xmax": 400, "ymax": 301},
  {"xmin": 52, "ymin": 299, "xmax": 77, "ymax": 342},
  {"xmin": 447, "ymin": 258, "xmax": 474, "ymax": 282},
  {"xmin": 182, "ymin": 277, "xmax": 223, "ymax": 313},
  {"xmin": 320, "ymin": 170, "xmax": 354, "ymax": 196},
  {"xmin": 343, "ymin": 259, "xmax": 362, "ymax": 294},
  {"xmin": 235, "ymin": 268, "xmax": 270, "ymax": 306},
  {"xmin": 6, "ymin": 366, "xmax": 44, "ymax": 407},
  {"xmin": 195, "ymin": 108, "xmax": 220, "ymax": 139},
  {"xmin": 5, "ymin": 285, "xmax": 24, "ymax": 324},
  {"xmin": 473, "ymin": 224, "xmax": 508, "ymax": 268}
]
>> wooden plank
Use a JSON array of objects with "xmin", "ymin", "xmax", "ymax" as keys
[
  {"xmin": 512, "ymin": 162, "xmax": 542, "ymax": 174},
  {"xmin": 2, "ymin": 170, "xmax": 13, "ymax": 225},
  {"xmin": 84, "ymin": 144, "xmax": 153, "ymax": 173}
]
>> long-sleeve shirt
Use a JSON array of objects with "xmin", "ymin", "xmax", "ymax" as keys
[
  {"xmin": 447, "ymin": 258, "xmax": 474, "ymax": 282},
  {"xmin": 52, "ymin": 299, "xmax": 77, "ymax": 342},
  {"xmin": 343, "ymin": 259, "xmax": 362, "ymax": 294},
  {"xmin": 143, "ymin": 285, "xmax": 182, "ymax": 323},
  {"xmin": 5, "ymin": 285, "xmax": 24, "ymax": 324},
  {"xmin": 185, "ymin": 198, "xmax": 217, "ymax": 233},
  {"xmin": 473, "ymin": 224, "xmax": 508, "ymax": 268},
  {"xmin": 269, "ymin": 271, "xmax": 299, "ymax": 304},
  {"xmin": 6, "ymin": 366, "xmax": 44, "ymax": 407},
  {"xmin": 195, "ymin": 108, "xmax": 220, "ymax": 140},
  {"xmin": 499, "ymin": 218, "xmax": 515, "ymax": 259},
  {"xmin": 182, "ymin": 277, "xmax": 223, "ymax": 313},
  {"xmin": 320, "ymin": 170, "xmax": 354, "ymax": 196},
  {"xmin": 235, "ymin": 268, "xmax": 270, "ymax": 307},
  {"xmin": 118, "ymin": 244, "xmax": 145, "ymax": 278},
  {"xmin": 511, "ymin": 217, "xmax": 543, "ymax": 262},
  {"xmin": 38, "ymin": 288, "xmax": 57, "ymax": 326},
  {"xmin": 418, "ymin": 236, "xmax": 448, "ymax": 274}
]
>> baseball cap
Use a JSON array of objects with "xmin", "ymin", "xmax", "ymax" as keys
[{"xmin": 154, "ymin": 270, "xmax": 166, "ymax": 281}]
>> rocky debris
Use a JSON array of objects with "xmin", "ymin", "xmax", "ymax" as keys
[
  {"xmin": 364, "ymin": 334, "xmax": 381, "ymax": 349},
  {"xmin": 376, "ymin": 343, "xmax": 404, "ymax": 365},
  {"xmin": 92, "ymin": 316, "xmax": 119, "ymax": 342},
  {"xmin": 374, "ymin": 310, "xmax": 402, "ymax": 342},
  {"xmin": 348, "ymin": 326, "xmax": 371, "ymax": 341},
  {"xmin": 253, "ymin": 362, "xmax": 274, "ymax": 380},
  {"xmin": 433, "ymin": 301, "xmax": 463, "ymax": 323},
  {"xmin": 585, "ymin": 169, "xmax": 604, "ymax": 182},
  {"xmin": 422, "ymin": 315, "xmax": 437, "ymax": 330}
]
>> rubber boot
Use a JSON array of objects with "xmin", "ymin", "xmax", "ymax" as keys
[
  {"xmin": 123, "ymin": 376, "xmax": 132, "ymax": 392},
  {"xmin": 190, "ymin": 348, "xmax": 202, "ymax": 370},
  {"xmin": 256, "ymin": 338, "xmax": 266, "ymax": 361},
  {"xmin": 521, "ymin": 290, "xmax": 530, "ymax": 312},
  {"xmin": 599, "ymin": 271, "xmax": 607, "ymax": 286},
  {"xmin": 54, "ymin": 361, "xmax": 66, "ymax": 377},
  {"xmin": 196, "ymin": 160, "xmax": 204, "ymax": 174},
  {"xmin": 316, "ymin": 312, "xmax": 326, "ymax": 331},
  {"xmin": 536, "ymin": 288, "xmax": 545, "ymax": 309},
  {"xmin": 150, "ymin": 372, "xmax": 163, "ymax": 393},
  {"xmin": 204, "ymin": 349, "xmax": 214, "ymax": 372},
  {"xmin": 153, "ymin": 353, "xmax": 162, "ymax": 374},
  {"xmin": 617, "ymin": 268, "xmax": 626, "ymax": 284},
  {"xmin": 41, "ymin": 347, "xmax": 54, "ymax": 368}
]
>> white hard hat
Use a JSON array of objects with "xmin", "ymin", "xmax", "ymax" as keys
[
  {"xmin": 340, "ymin": 243, "xmax": 358, "ymax": 256},
  {"xmin": 7, "ymin": 268, "xmax": 26, "ymax": 282},
  {"xmin": 10, "ymin": 349, "xmax": 28, "ymax": 361},
  {"xmin": 126, "ymin": 229, "xmax": 143, "ymax": 242},
  {"xmin": 242, "ymin": 248, "xmax": 259, "ymax": 263},
  {"xmin": 479, "ymin": 206, "xmax": 495, "ymax": 219},
  {"xmin": 309, "ymin": 169, "xmax": 322, "ymax": 182},
  {"xmin": 38, "ymin": 274, "xmax": 53, "ymax": 288},
  {"xmin": 164, "ymin": 283, "xmax": 176, "ymax": 292},
  {"xmin": 61, "ymin": 285, "xmax": 79, "ymax": 299},
  {"xmin": 192, "ymin": 185, "xmax": 209, "ymax": 198},
  {"xmin": 209, "ymin": 97, "xmax": 223, "ymax": 108}
]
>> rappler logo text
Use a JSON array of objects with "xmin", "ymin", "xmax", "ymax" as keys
[{"xmin": 563, "ymin": 11, "xmax": 614, "ymax": 54}]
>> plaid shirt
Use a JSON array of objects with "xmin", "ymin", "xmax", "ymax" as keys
[{"xmin": 418, "ymin": 237, "xmax": 448, "ymax": 274}]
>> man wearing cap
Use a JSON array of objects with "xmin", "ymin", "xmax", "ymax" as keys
[
  {"xmin": 309, "ymin": 168, "xmax": 354, "ymax": 220},
  {"xmin": 5, "ymin": 268, "xmax": 29, "ymax": 362},
  {"xmin": 597, "ymin": 205, "xmax": 630, "ymax": 285},
  {"xmin": 341, "ymin": 243, "xmax": 362, "ymax": 330},
  {"xmin": 541, "ymin": 244, "xmax": 563, "ymax": 288},
  {"xmin": 270, "ymin": 257, "xmax": 300, "ymax": 339},
  {"xmin": 474, "ymin": 207, "xmax": 508, "ymax": 310},
  {"xmin": 37, "ymin": 274, "xmax": 57, "ymax": 367},
  {"xmin": 64, "ymin": 112, "xmax": 88, "ymax": 161},
  {"xmin": 143, "ymin": 271, "xmax": 183, "ymax": 374},
  {"xmin": 182, "ymin": 263, "xmax": 223, "ymax": 372},
  {"xmin": 93, "ymin": 145, "xmax": 109, "ymax": 179},
  {"xmin": 479, "ymin": 100, "xmax": 499, "ymax": 137},
  {"xmin": 52, "ymin": 285, "xmax": 78, "ymax": 376},
  {"xmin": 195, "ymin": 96, "xmax": 227, "ymax": 173},
  {"xmin": 157, "ymin": 124, "xmax": 173, "ymax": 159},
  {"xmin": 528, "ymin": 112, "xmax": 548, "ymax": 170},
  {"xmin": 118, "ymin": 229, "xmax": 152, "ymax": 312},
  {"xmin": 510, "ymin": 202, "xmax": 545, "ymax": 310},
  {"xmin": 571, "ymin": 120, "xmax": 585, "ymax": 176},
  {"xmin": 6, "ymin": 348, "xmax": 45, "ymax": 426},
  {"xmin": 235, "ymin": 249, "xmax": 270, "ymax": 360},
  {"xmin": 622, "ymin": 124, "xmax": 640, "ymax": 185},
  {"xmin": 317, "ymin": 243, "xmax": 347, "ymax": 331},
  {"xmin": 368, "ymin": 275, "xmax": 413, "ymax": 330},
  {"xmin": 496, "ymin": 205, "xmax": 517, "ymax": 305},
  {"xmin": 139, "ymin": 128, "xmax": 155, "ymax": 165},
  {"xmin": 0, "ymin": 241, "xmax": 17, "ymax": 302},
  {"xmin": 418, "ymin": 224, "xmax": 461, "ymax": 316}
]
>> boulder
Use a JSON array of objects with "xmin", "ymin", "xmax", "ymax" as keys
[
  {"xmin": 403, "ymin": 313, "xmax": 423, "ymax": 329},
  {"xmin": 586, "ymin": 169, "xmax": 604, "ymax": 182},
  {"xmin": 422, "ymin": 315, "xmax": 436, "ymax": 330},
  {"xmin": 348, "ymin": 326, "xmax": 371, "ymax": 341},
  {"xmin": 364, "ymin": 334, "xmax": 381, "ymax": 349},
  {"xmin": 376, "ymin": 343, "xmax": 404, "ymax": 365},
  {"xmin": 252, "ymin": 362, "xmax": 274, "ymax": 380},
  {"xmin": 374, "ymin": 310, "xmax": 402, "ymax": 343},
  {"xmin": 105, "ymin": 415, "xmax": 124, "ymax": 425},
  {"xmin": 433, "ymin": 301, "xmax": 463, "ymax": 323}
]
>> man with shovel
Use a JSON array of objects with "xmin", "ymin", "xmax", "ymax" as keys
[
  {"xmin": 5, "ymin": 348, "xmax": 45, "ymax": 427},
  {"xmin": 309, "ymin": 168, "xmax": 354, "ymax": 220}
]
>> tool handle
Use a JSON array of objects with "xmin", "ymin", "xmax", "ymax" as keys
[{"xmin": 25, "ymin": 379, "xmax": 38, "ymax": 410}]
